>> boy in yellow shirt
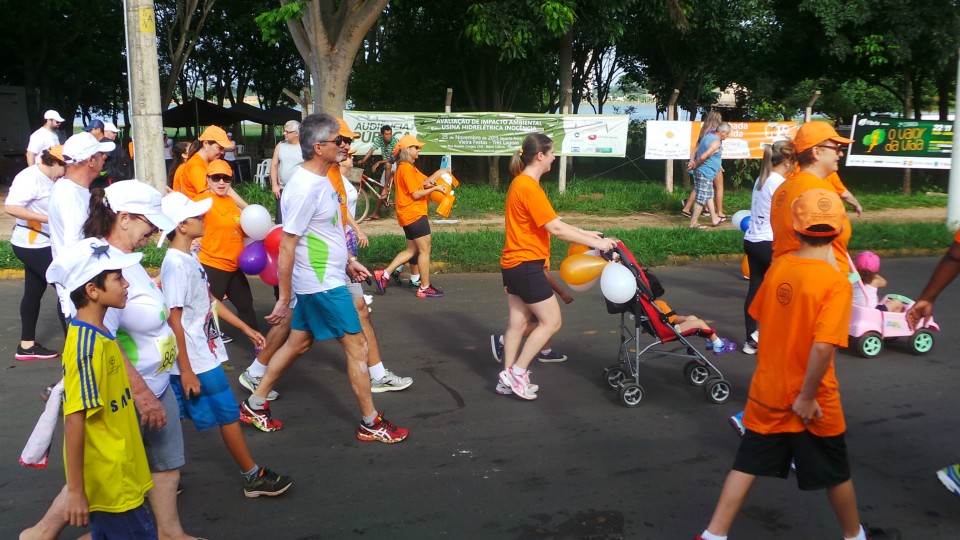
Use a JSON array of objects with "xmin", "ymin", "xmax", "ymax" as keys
[{"xmin": 46, "ymin": 238, "xmax": 155, "ymax": 537}]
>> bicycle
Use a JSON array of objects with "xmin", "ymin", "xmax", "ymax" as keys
[{"xmin": 345, "ymin": 166, "xmax": 393, "ymax": 222}]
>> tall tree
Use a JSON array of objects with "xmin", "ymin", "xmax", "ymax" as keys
[{"xmin": 156, "ymin": 0, "xmax": 218, "ymax": 107}]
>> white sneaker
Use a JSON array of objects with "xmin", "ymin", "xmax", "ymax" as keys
[
  {"xmin": 371, "ymin": 369, "xmax": 413, "ymax": 393},
  {"xmin": 498, "ymin": 369, "xmax": 537, "ymax": 400},
  {"xmin": 239, "ymin": 370, "xmax": 279, "ymax": 401},
  {"xmin": 495, "ymin": 378, "xmax": 539, "ymax": 395}
]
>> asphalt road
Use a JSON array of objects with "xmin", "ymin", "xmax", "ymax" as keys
[{"xmin": 1, "ymin": 258, "xmax": 958, "ymax": 539}]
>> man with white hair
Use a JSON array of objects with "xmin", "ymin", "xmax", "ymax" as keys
[
  {"xmin": 25, "ymin": 110, "xmax": 64, "ymax": 166},
  {"xmin": 270, "ymin": 120, "xmax": 303, "ymax": 224}
]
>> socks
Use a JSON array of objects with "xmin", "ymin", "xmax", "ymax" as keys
[
  {"xmin": 844, "ymin": 525, "xmax": 867, "ymax": 540},
  {"xmin": 410, "ymin": 273, "xmax": 420, "ymax": 283},
  {"xmin": 362, "ymin": 411, "xmax": 379, "ymax": 426},
  {"xmin": 248, "ymin": 395, "xmax": 267, "ymax": 409},
  {"xmin": 241, "ymin": 465, "xmax": 260, "ymax": 481},
  {"xmin": 369, "ymin": 361, "xmax": 386, "ymax": 381},
  {"xmin": 510, "ymin": 365, "xmax": 527, "ymax": 377},
  {"xmin": 711, "ymin": 336, "xmax": 723, "ymax": 346},
  {"xmin": 700, "ymin": 531, "xmax": 726, "ymax": 540},
  {"xmin": 540, "ymin": 348, "xmax": 552, "ymax": 355},
  {"xmin": 247, "ymin": 359, "xmax": 267, "ymax": 378}
]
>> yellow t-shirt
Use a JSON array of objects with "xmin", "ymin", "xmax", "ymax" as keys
[{"xmin": 62, "ymin": 321, "xmax": 153, "ymax": 513}]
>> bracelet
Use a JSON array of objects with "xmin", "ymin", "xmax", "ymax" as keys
[{"xmin": 347, "ymin": 256, "xmax": 358, "ymax": 263}]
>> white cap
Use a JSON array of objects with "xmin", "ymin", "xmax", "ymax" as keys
[
  {"xmin": 227, "ymin": 132, "xmax": 233, "ymax": 137},
  {"xmin": 43, "ymin": 109, "xmax": 65, "ymax": 122},
  {"xmin": 103, "ymin": 121, "xmax": 119, "ymax": 133},
  {"xmin": 157, "ymin": 192, "xmax": 212, "ymax": 247},
  {"xmin": 104, "ymin": 181, "xmax": 176, "ymax": 231},
  {"xmin": 46, "ymin": 237, "xmax": 142, "ymax": 294},
  {"xmin": 62, "ymin": 132, "xmax": 116, "ymax": 164}
]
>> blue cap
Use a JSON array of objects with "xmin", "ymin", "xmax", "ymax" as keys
[{"xmin": 84, "ymin": 119, "xmax": 104, "ymax": 132}]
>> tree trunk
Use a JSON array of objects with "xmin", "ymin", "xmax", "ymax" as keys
[{"xmin": 161, "ymin": 0, "xmax": 217, "ymax": 108}]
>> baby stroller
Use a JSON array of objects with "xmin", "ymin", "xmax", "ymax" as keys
[
  {"xmin": 847, "ymin": 254, "xmax": 939, "ymax": 358},
  {"xmin": 601, "ymin": 241, "xmax": 732, "ymax": 407}
]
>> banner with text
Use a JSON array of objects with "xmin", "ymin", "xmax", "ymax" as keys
[
  {"xmin": 644, "ymin": 121, "xmax": 797, "ymax": 160},
  {"xmin": 846, "ymin": 115, "xmax": 953, "ymax": 169},
  {"xmin": 343, "ymin": 111, "xmax": 630, "ymax": 157}
]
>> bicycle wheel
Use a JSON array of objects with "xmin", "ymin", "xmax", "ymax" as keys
[{"xmin": 354, "ymin": 180, "xmax": 372, "ymax": 222}]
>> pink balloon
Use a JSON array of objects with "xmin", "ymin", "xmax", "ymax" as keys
[{"xmin": 259, "ymin": 252, "xmax": 279, "ymax": 286}]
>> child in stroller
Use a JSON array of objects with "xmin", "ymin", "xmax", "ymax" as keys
[{"xmin": 653, "ymin": 299, "xmax": 738, "ymax": 355}]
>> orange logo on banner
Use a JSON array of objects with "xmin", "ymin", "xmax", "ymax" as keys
[{"xmin": 690, "ymin": 122, "xmax": 797, "ymax": 159}]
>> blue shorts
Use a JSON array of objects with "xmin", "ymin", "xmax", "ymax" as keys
[
  {"xmin": 138, "ymin": 386, "xmax": 185, "ymax": 472},
  {"xmin": 91, "ymin": 503, "xmax": 157, "ymax": 540},
  {"xmin": 291, "ymin": 286, "xmax": 362, "ymax": 340},
  {"xmin": 171, "ymin": 366, "xmax": 241, "ymax": 432}
]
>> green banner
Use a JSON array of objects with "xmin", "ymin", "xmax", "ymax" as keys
[
  {"xmin": 847, "ymin": 115, "xmax": 953, "ymax": 169},
  {"xmin": 344, "ymin": 111, "xmax": 629, "ymax": 157}
]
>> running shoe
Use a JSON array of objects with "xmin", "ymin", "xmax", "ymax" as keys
[
  {"xmin": 863, "ymin": 524, "xmax": 902, "ymax": 540},
  {"xmin": 728, "ymin": 410, "xmax": 745, "ymax": 436},
  {"xmin": 15, "ymin": 343, "xmax": 59, "ymax": 361},
  {"xmin": 409, "ymin": 279, "xmax": 421, "ymax": 288},
  {"xmin": 371, "ymin": 369, "xmax": 413, "ymax": 393},
  {"xmin": 936, "ymin": 463, "xmax": 960, "ymax": 499},
  {"xmin": 238, "ymin": 370, "xmax": 279, "ymax": 401},
  {"xmin": 356, "ymin": 411, "xmax": 408, "ymax": 443},
  {"xmin": 742, "ymin": 338, "xmax": 758, "ymax": 355},
  {"xmin": 240, "ymin": 401, "xmax": 283, "ymax": 432},
  {"xmin": 498, "ymin": 369, "xmax": 537, "ymax": 400},
  {"xmin": 391, "ymin": 268, "xmax": 404, "ymax": 287},
  {"xmin": 220, "ymin": 332, "xmax": 234, "ymax": 344},
  {"xmin": 490, "ymin": 334, "xmax": 504, "ymax": 363},
  {"xmin": 712, "ymin": 338, "xmax": 737, "ymax": 355},
  {"xmin": 703, "ymin": 339, "xmax": 713, "ymax": 351},
  {"xmin": 243, "ymin": 467, "xmax": 293, "ymax": 498},
  {"xmin": 537, "ymin": 350, "xmax": 567, "ymax": 363},
  {"xmin": 416, "ymin": 285, "xmax": 444, "ymax": 298},
  {"xmin": 373, "ymin": 270, "xmax": 388, "ymax": 294},
  {"xmin": 496, "ymin": 379, "xmax": 538, "ymax": 395}
]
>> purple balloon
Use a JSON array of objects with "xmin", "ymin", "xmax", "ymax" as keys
[{"xmin": 239, "ymin": 241, "xmax": 268, "ymax": 275}]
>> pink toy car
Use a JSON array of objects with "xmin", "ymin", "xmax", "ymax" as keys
[{"xmin": 849, "ymin": 288, "xmax": 939, "ymax": 358}]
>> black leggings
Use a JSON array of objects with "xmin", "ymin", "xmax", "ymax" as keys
[
  {"xmin": 12, "ymin": 245, "xmax": 67, "ymax": 340},
  {"xmin": 743, "ymin": 239, "xmax": 773, "ymax": 341},
  {"xmin": 202, "ymin": 264, "xmax": 260, "ymax": 334}
]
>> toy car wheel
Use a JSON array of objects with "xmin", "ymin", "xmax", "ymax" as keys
[
  {"xmin": 618, "ymin": 382, "xmax": 644, "ymax": 407},
  {"xmin": 910, "ymin": 330, "xmax": 934, "ymax": 355},
  {"xmin": 603, "ymin": 366, "xmax": 626, "ymax": 389},
  {"xmin": 684, "ymin": 360, "xmax": 710, "ymax": 387},
  {"xmin": 856, "ymin": 331, "xmax": 883, "ymax": 358},
  {"xmin": 704, "ymin": 378, "xmax": 732, "ymax": 404}
]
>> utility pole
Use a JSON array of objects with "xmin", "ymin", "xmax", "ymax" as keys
[
  {"xmin": 124, "ymin": 0, "xmax": 166, "ymax": 192},
  {"xmin": 559, "ymin": 89, "xmax": 572, "ymax": 193},
  {"xmin": 665, "ymin": 89, "xmax": 680, "ymax": 193},
  {"xmin": 948, "ymin": 50, "xmax": 960, "ymax": 230}
]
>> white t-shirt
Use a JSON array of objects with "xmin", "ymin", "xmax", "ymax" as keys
[
  {"xmin": 744, "ymin": 172, "xmax": 787, "ymax": 243},
  {"xmin": 6, "ymin": 165, "xmax": 55, "ymax": 248},
  {"xmin": 853, "ymin": 282, "xmax": 879, "ymax": 308},
  {"xmin": 26, "ymin": 127, "xmax": 59, "ymax": 156},
  {"xmin": 48, "ymin": 178, "xmax": 91, "ymax": 258},
  {"xmin": 160, "ymin": 249, "xmax": 226, "ymax": 375},
  {"xmin": 344, "ymin": 176, "xmax": 358, "ymax": 232},
  {"xmin": 223, "ymin": 141, "xmax": 237, "ymax": 161},
  {"xmin": 276, "ymin": 142, "xmax": 303, "ymax": 187},
  {"xmin": 281, "ymin": 167, "xmax": 348, "ymax": 294},
  {"xmin": 104, "ymin": 245, "xmax": 175, "ymax": 397}
]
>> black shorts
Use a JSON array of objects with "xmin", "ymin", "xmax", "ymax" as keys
[
  {"xmin": 403, "ymin": 215, "xmax": 431, "ymax": 240},
  {"xmin": 502, "ymin": 260, "xmax": 553, "ymax": 304},
  {"xmin": 733, "ymin": 429, "xmax": 851, "ymax": 491}
]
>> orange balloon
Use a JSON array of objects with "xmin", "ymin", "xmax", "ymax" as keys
[
  {"xmin": 741, "ymin": 255, "xmax": 750, "ymax": 280},
  {"xmin": 567, "ymin": 242, "xmax": 591, "ymax": 257},
  {"xmin": 560, "ymin": 254, "xmax": 608, "ymax": 286}
]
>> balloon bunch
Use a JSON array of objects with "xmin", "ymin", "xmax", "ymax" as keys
[
  {"xmin": 731, "ymin": 210, "xmax": 752, "ymax": 233},
  {"xmin": 559, "ymin": 242, "xmax": 637, "ymax": 305},
  {"xmin": 237, "ymin": 204, "xmax": 281, "ymax": 286}
]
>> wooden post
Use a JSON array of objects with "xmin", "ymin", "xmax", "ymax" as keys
[
  {"xmin": 559, "ymin": 89, "xmax": 572, "ymax": 193},
  {"xmin": 664, "ymin": 89, "xmax": 680, "ymax": 193},
  {"xmin": 442, "ymin": 88, "xmax": 452, "ymax": 172}
]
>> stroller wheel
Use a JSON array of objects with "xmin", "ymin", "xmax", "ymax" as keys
[
  {"xmin": 704, "ymin": 378, "xmax": 732, "ymax": 404},
  {"xmin": 618, "ymin": 382, "xmax": 644, "ymax": 407},
  {"xmin": 603, "ymin": 365, "xmax": 627, "ymax": 389},
  {"xmin": 684, "ymin": 360, "xmax": 710, "ymax": 387}
]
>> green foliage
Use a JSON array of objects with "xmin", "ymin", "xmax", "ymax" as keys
[
  {"xmin": 255, "ymin": 1, "xmax": 306, "ymax": 45},
  {"xmin": 235, "ymin": 183, "xmax": 277, "ymax": 214}
]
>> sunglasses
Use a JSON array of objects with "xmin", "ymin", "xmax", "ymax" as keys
[
  {"xmin": 317, "ymin": 135, "xmax": 353, "ymax": 146},
  {"xmin": 209, "ymin": 175, "xmax": 233, "ymax": 184},
  {"xmin": 134, "ymin": 215, "xmax": 159, "ymax": 234},
  {"xmin": 817, "ymin": 143, "xmax": 846, "ymax": 153}
]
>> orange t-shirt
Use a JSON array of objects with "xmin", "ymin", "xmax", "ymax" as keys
[
  {"xmin": 176, "ymin": 153, "xmax": 210, "ymax": 200},
  {"xmin": 327, "ymin": 166, "xmax": 350, "ymax": 231},
  {"xmin": 653, "ymin": 299, "xmax": 677, "ymax": 324},
  {"xmin": 825, "ymin": 172, "xmax": 847, "ymax": 195},
  {"xmin": 394, "ymin": 161, "xmax": 429, "ymax": 227},
  {"xmin": 500, "ymin": 174, "xmax": 558, "ymax": 270},
  {"xmin": 744, "ymin": 254, "xmax": 852, "ymax": 437},
  {"xmin": 770, "ymin": 170, "xmax": 852, "ymax": 274},
  {"xmin": 197, "ymin": 192, "xmax": 243, "ymax": 272}
]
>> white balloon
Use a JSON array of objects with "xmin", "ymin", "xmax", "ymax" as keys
[
  {"xmin": 731, "ymin": 209, "xmax": 751, "ymax": 231},
  {"xmin": 600, "ymin": 263, "xmax": 636, "ymax": 304},
  {"xmin": 568, "ymin": 277, "xmax": 598, "ymax": 292},
  {"xmin": 240, "ymin": 204, "xmax": 273, "ymax": 241}
]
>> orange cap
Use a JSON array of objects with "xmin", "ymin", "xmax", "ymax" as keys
[
  {"xmin": 347, "ymin": 147, "xmax": 358, "ymax": 155},
  {"xmin": 337, "ymin": 118, "xmax": 359, "ymax": 138},
  {"xmin": 206, "ymin": 159, "xmax": 233, "ymax": 177},
  {"xmin": 393, "ymin": 133, "xmax": 425, "ymax": 156},
  {"xmin": 794, "ymin": 122, "xmax": 854, "ymax": 153},
  {"xmin": 792, "ymin": 187, "xmax": 845, "ymax": 236},
  {"xmin": 47, "ymin": 145, "xmax": 65, "ymax": 162},
  {"xmin": 199, "ymin": 125, "xmax": 232, "ymax": 148}
]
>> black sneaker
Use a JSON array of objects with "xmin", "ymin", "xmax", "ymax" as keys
[
  {"xmin": 392, "ymin": 268, "xmax": 404, "ymax": 287},
  {"xmin": 243, "ymin": 467, "xmax": 293, "ymax": 498},
  {"xmin": 864, "ymin": 524, "xmax": 901, "ymax": 540},
  {"xmin": 15, "ymin": 343, "xmax": 59, "ymax": 361},
  {"xmin": 742, "ymin": 338, "xmax": 758, "ymax": 355},
  {"xmin": 220, "ymin": 332, "xmax": 234, "ymax": 344}
]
